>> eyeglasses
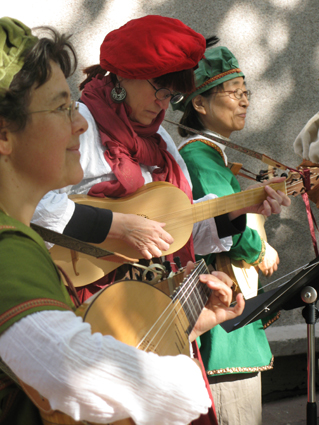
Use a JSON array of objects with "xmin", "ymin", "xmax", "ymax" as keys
[
  {"xmin": 147, "ymin": 80, "xmax": 184, "ymax": 105},
  {"xmin": 27, "ymin": 100, "xmax": 79, "ymax": 122},
  {"xmin": 222, "ymin": 88, "xmax": 252, "ymax": 101}
]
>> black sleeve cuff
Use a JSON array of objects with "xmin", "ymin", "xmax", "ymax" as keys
[
  {"xmin": 63, "ymin": 203, "xmax": 113, "ymax": 243},
  {"xmin": 215, "ymin": 214, "xmax": 246, "ymax": 239}
]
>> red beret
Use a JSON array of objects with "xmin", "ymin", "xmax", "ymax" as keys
[{"xmin": 100, "ymin": 15, "xmax": 206, "ymax": 79}]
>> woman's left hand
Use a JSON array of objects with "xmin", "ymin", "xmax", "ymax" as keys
[
  {"xmin": 189, "ymin": 269, "xmax": 245, "ymax": 342},
  {"xmin": 229, "ymin": 176, "xmax": 291, "ymax": 220},
  {"xmin": 248, "ymin": 176, "xmax": 291, "ymax": 216}
]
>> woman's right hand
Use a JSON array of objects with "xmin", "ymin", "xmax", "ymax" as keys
[{"xmin": 108, "ymin": 213, "xmax": 174, "ymax": 259}]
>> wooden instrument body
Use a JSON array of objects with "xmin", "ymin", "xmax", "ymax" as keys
[
  {"xmin": 34, "ymin": 272, "xmax": 200, "ymax": 425},
  {"xmin": 77, "ymin": 280, "xmax": 190, "ymax": 356},
  {"xmin": 215, "ymin": 254, "xmax": 258, "ymax": 301},
  {"xmin": 50, "ymin": 182, "xmax": 193, "ymax": 286},
  {"xmin": 50, "ymin": 180, "xmax": 286, "ymax": 287},
  {"xmin": 215, "ymin": 213, "xmax": 267, "ymax": 300}
]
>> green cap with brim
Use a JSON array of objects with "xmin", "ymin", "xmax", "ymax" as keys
[
  {"xmin": 0, "ymin": 17, "xmax": 38, "ymax": 98},
  {"xmin": 173, "ymin": 46, "xmax": 244, "ymax": 112}
]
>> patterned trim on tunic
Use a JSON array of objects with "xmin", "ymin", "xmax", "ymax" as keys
[
  {"xmin": 206, "ymin": 355, "xmax": 274, "ymax": 376},
  {"xmin": 0, "ymin": 299, "xmax": 72, "ymax": 329},
  {"xmin": 263, "ymin": 311, "xmax": 281, "ymax": 329},
  {"xmin": 250, "ymin": 239, "xmax": 266, "ymax": 266},
  {"xmin": 179, "ymin": 138, "xmax": 227, "ymax": 166}
]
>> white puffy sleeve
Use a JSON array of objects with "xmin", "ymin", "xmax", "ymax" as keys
[{"xmin": 0, "ymin": 310, "xmax": 211, "ymax": 425}]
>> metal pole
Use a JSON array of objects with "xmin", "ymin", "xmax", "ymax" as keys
[{"xmin": 301, "ymin": 286, "xmax": 318, "ymax": 425}]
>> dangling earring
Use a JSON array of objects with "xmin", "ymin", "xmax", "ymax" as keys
[{"xmin": 111, "ymin": 81, "xmax": 127, "ymax": 103}]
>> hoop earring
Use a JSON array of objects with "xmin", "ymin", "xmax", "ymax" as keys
[{"xmin": 111, "ymin": 82, "xmax": 127, "ymax": 103}]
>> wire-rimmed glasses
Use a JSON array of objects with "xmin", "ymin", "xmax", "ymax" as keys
[
  {"xmin": 27, "ymin": 100, "xmax": 79, "ymax": 122},
  {"xmin": 222, "ymin": 88, "xmax": 252, "ymax": 101}
]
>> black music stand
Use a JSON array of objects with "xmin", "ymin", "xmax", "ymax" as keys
[{"xmin": 221, "ymin": 256, "xmax": 319, "ymax": 425}]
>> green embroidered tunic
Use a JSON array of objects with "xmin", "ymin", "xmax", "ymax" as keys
[
  {"xmin": 180, "ymin": 138, "xmax": 273, "ymax": 376},
  {"xmin": 0, "ymin": 212, "xmax": 74, "ymax": 424}
]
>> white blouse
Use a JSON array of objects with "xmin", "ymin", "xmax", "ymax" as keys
[{"xmin": 0, "ymin": 309, "xmax": 211, "ymax": 424}]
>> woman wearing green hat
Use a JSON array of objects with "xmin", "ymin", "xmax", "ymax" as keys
[{"xmin": 176, "ymin": 46, "xmax": 283, "ymax": 425}]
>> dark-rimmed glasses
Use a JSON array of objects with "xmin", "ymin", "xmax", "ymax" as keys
[
  {"xmin": 147, "ymin": 80, "xmax": 184, "ymax": 105},
  {"xmin": 27, "ymin": 100, "xmax": 79, "ymax": 122},
  {"xmin": 222, "ymin": 88, "xmax": 252, "ymax": 101}
]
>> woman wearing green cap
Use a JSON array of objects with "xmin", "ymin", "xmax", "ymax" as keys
[
  {"xmin": 0, "ymin": 17, "xmax": 248, "ymax": 425},
  {"xmin": 176, "ymin": 46, "xmax": 284, "ymax": 425}
]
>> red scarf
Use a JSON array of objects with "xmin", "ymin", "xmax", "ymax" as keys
[
  {"xmin": 81, "ymin": 75, "xmax": 192, "ymax": 200},
  {"xmin": 80, "ymin": 75, "xmax": 195, "ymax": 267},
  {"xmin": 79, "ymin": 75, "xmax": 217, "ymax": 424}
]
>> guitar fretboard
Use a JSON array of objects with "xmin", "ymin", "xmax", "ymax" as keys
[{"xmin": 191, "ymin": 182, "xmax": 286, "ymax": 223}]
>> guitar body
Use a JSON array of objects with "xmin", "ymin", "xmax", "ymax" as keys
[
  {"xmin": 50, "ymin": 180, "xmax": 286, "ymax": 288},
  {"xmin": 215, "ymin": 254, "xmax": 258, "ymax": 301},
  {"xmin": 215, "ymin": 214, "xmax": 266, "ymax": 300},
  {"xmin": 78, "ymin": 280, "xmax": 190, "ymax": 355},
  {"xmin": 50, "ymin": 182, "xmax": 193, "ymax": 287},
  {"xmin": 38, "ymin": 279, "xmax": 192, "ymax": 425}
]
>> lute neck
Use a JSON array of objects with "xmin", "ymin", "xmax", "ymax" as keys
[
  {"xmin": 191, "ymin": 181, "xmax": 286, "ymax": 223},
  {"xmin": 172, "ymin": 259, "xmax": 211, "ymax": 334}
]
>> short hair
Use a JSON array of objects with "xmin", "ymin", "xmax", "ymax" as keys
[{"xmin": 0, "ymin": 27, "xmax": 77, "ymax": 131}]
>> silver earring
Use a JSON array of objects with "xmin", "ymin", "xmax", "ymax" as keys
[{"xmin": 111, "ymin": 82, "xmax": 127, "ymax": 103}]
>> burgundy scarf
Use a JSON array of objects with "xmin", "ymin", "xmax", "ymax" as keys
[
  {"xmin": 80, "ymin": 75, "xmax": 195, "ymax": 268},
  {"xmin": 81, "ymin": 75, "xmax": 193, "ymax": 200},
  {"xmin": 77, "ymin": 75, "xmax": 217, "ymax": 424}
]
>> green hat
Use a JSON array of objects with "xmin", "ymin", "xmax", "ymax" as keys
[
  {"xmin": 0, "ymin": 17, "xmax": 38, "ymax": 98},
  {"xmin": 174, "ymin": 46, "xmax": 244, "ymax": 112}
]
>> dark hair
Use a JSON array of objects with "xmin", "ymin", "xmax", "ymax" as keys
[
  {"xmin": 0, "ymin": 27, "xmax": 77, "ymax": 131},
  {"xmin": 79, "ymin": 64, "xmax": 107, "ymax": 91},
  {"xmin": 79, "ymin": 65, "xmax": 195, "ymax": 94},
  {"xmin": 177, "ymin": 34, "xmax": 221, "ymax": 137},
  {"xmin": 153, "ymin": 69, "xmax": 195, "ymax": 93},
  {"xmin": 178, "ymin": 83, "xmax": 224, "ymax": 137}
]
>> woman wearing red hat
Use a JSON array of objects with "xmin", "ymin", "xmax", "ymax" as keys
[
  {"xmin": 33, "ymin": 15, "xmax": 289, "ymax": 304},
  {"xmin": 31, "ymin": 17, "xmax": 289, "ymax": 424},
  {"xmin": 0, "ymin": 16, "xmax": 247, "ymax": 425}
]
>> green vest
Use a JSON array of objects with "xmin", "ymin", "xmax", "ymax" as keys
[
  {"xmin": 0, "ymin": 212, "xmax": 74, "ymax": 424},
  {"xmin": 180, "ymin": 140, "xmax": 273, "ymax": 375}
]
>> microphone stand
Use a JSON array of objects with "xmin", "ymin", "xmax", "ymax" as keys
[
  {"xmin": 220, "ymin": 257, "xmax": 319, "ymax": 424},
  {"xmin": 301, "ymin": 286, "xmax": 319, "ymax": 425}
]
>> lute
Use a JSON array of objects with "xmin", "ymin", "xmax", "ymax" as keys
[
  {"xmin": 50, "ymin": 168, "xmax": 319, "ymax": 288},
  {"xmin": 215, "ymin": 166, "xmax": 319, "ymax": 299},
  {"xmin": 215, "ymin": 214, "xmax": 267, "ymax": 301},
  {"xmin": 50, "ymin": 180, "xmax": 288, "ymax": 287},
  {"xmin": 23, "ymin": 259, "xmax": 211, "ymax": 425}
]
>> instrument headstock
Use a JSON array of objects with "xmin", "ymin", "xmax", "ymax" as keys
[{"xmin": 286, "ymin": 167, "xmax": 319, "ymax": 197}]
